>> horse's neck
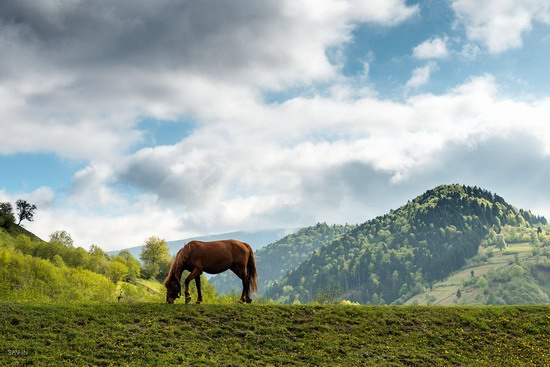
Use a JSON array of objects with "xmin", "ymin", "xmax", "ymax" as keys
[
  {"xmin": 172, "ymin": 252, "xmax": 189, "ymax": 281},
  {"xmin": 172, "ymin": 261, "xmax": 186, "ymax": 282}
]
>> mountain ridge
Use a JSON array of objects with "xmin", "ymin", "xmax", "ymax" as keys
[{"xmin": 266, "ymin": 184, "xmax": 547, "ymax": 304}]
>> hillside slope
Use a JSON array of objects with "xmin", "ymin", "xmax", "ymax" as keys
[
  {"xmin": 406, "ymin": 226, "xmax": 550, "ymax": 305},
  {"xmin": 0, "ymin": 226, "xmax": 166, "ymax": 303},
  {"xmin": 267, "ymin": 184, "xmax": 546, "ymax": 304},
  {"xmin": 210, "ymin": 223, "xmax": 356, "ymax": 294}
]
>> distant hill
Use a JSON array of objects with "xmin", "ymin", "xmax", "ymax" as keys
[
  {"xmin": 110, "ymin": 228, "xmax": 300, "ymax": 260},
  {"xmin": 266, "ymin": 184, "xmax": 547, "ymax": 304},
  {"xmin": 210, "ymin": 223, "xmax": 356, "ymax": 295}
]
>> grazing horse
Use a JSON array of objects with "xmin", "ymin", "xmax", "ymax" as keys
[{"xmin": 163, "ymin": 239, "xmax": 257, "ymax": 304}]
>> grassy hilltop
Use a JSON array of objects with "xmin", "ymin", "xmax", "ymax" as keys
[{"xmin": 1, "ymin": 303, "xmax": 549, "ymax": 366}]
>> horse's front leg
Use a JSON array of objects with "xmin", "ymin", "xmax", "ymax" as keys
[
  {"xmin": 195, "ymin": 276, "xmax": 202, "ymax": 304},
  {"xmin": 184, "ymin": 268, "xmax": 201, "ymax": 304}
]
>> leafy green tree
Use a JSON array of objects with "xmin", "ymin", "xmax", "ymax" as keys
[
  {"xmin": 15, "ymin": 200, "xmax": 37, "ymax": 225},
  {"xmin": 87, "ymin": 244, "xmax": 109, "ymax": 275},
  {"xmin": 495, "ymin": 235, "xmax": 507, "ymax": 251},
  {"xmin": 140, "ymin": 236, "xmax": 171, "ymax": 280},
  {"xmin": 15, "ymin": 235, "xmax": 33, "ymax": 254},
  {"xmin": 52, "ymin": 254, "xmax": 65, "ymax": 267},
  {"xmin": 49, "ymin": 230, "xmax": 74, "ymax": 247},
  {"xmin": 0, "ymin": 202, "xmax": 15, "ymax": 228},
  {"xmin": 316, "ymin": 284, "xmax": 343, "ymax": 304},
  {"xmin": 115, "ymin": 250, "xmax": 141, "ymax": 280},
  {"xmin": 109, "ymin": 260, "xmax": 129, "ymax": 283}
]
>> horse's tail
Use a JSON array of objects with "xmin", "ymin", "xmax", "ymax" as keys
[{"xmin": 245, "ymin": 243, "xmax": 258, "ymax": 293}]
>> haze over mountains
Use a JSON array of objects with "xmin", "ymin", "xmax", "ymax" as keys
[{"xmin": 110, "ymin": 228, "xmax": 299, "ymax": 260}]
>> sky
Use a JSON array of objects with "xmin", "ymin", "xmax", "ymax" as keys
[{"xmin": 1, "ymin": 0, "xmax": 550, "ymax": 251}]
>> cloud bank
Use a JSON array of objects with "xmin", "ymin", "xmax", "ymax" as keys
[{"xmin": 1, "ymin": 1, "xmax": 549, "ymax": 250}]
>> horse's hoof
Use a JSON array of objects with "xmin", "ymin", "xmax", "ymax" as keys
[
  {"xmin": 246, "ymin": 299, "xmax": 252, "ymax": 304},
  {"xmin": 195, "ymin": 301, "xmax": 202, "ymax": 304},
  {"xmin": 185, "ymin": 297, "xmax": 192, "ymax": 304},
  {"xmin": 237, "ymin": 299, "xmax": 244, "ymax": 304}
]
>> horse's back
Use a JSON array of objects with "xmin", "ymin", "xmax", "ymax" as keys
[{"xmin": 188, "ymin": 239, "xmax": 250, "ymax": 274}]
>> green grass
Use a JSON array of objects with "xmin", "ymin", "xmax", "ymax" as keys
[
  {"xmin": 1, "ymin": 303, "xmax": 549, "ymax": 366},
  {"xmin": 134, "ymin": 279, "xmax": 164, "ymax": 294},
  {"xmin": 406, "ymin": 242, "xmax": 543, "ymax": 305}
]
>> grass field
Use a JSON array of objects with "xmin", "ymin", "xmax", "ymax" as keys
[{"xmin": 1, "ymin": 303, "xmax": 549, "ymax": 366}]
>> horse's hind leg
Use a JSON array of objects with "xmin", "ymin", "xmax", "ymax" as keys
[
  {"xmin": 230, "ymin": 265, "xmax": 247, "ymax": 304},
  {"xmin": 240, "ymin": 276, "xmax": 250, "ymax": 304},
  {"xmin": 231, "ymin": 268, "xmax": 248, "ymax": 304}
]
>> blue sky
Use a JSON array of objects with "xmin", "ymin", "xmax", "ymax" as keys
[{"xmin": 1, "ymin": 0, "xmax": 550, "ymax": 250}]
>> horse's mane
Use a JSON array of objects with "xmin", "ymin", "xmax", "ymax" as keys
[{"xmin": 163, "ymin": 242, "xmax": 193, "ymax": 286}]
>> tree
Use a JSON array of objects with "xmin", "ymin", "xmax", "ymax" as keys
[
  {"xmin": 49, "ymin": 230, "xmax": 74, "ymax": 247},
  {"xmin": 16, "ymin": 200, "xmax": 37, "ymax": 226},
  {"xmin": 140, "ymin": 236, "xmax": 171, "ymax": 280},
  {"xmin": 109, "ymin": 261, "xmax": 129, "ymax": 283},
  {"xmin": 51, "ymin": 254, "xmax": 66, "ymax": 267},
  {"xmin": 0, "ymin": 202, "xmax": 15, "ymax": 228},
  {"xmin": 88, "ymin": 244, "xmax": 109, "ymax": 274},
  {"xmin": 116, "ymin": 250, "xmax": 141, "ymax": 280}
]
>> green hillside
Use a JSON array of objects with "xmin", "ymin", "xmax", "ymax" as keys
[
  {"xmin": 210, "ymin": 223, "xmax": 356, "ymax": 294},
  {"xmin": 267, "ymin": 184, "xmax": 547, "ymax": 304},
  {"xmin": 0, "ymin": 224, "xmax": 165, "ymax": 304},
  {"xmin": 2, "ymin": 303, "xmax": 548, "ymax": 366},
  {"xmin": 407, "ymin": 225, "xmax": 550, "ymax": 305}
]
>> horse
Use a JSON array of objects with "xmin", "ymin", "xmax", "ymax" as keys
[{"xmin": 163, "ymin": 239, "xmax": 257, "ymax": 304}]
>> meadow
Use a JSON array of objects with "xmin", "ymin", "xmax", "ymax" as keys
[
  {"xmin": 1, "ymin": 303, "xmax": 549, "ymax": 366},
  {"xmin": 405, "ymin": 242, "xmax": 540, "ymax": 305}
]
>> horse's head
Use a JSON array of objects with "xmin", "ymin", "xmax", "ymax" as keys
[{"xmin": 164, "ymin": 274, "xmax": 181, "ymax": 304}]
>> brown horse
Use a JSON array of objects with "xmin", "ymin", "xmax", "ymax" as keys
[{"xmin": 163, "ymin": 239, "xmax": 257, "ymax": 304}]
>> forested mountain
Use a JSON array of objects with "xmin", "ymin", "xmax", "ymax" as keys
[
  {"xmin": 266, "ymin": 184, "xmax": 546, "ymax": 304},
  {"xmin": 210, "ymin": 223, "xmax": 356, "ymax": 294}
]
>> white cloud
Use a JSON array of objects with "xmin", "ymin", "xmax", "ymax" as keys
[
  {"xmin": 413, "ymin": 37, "xmax": 449, "ymax": 59},
  {"xmin": 0, "ymin": 186, "xmax": 55, "ymax": 209},
  {"xmin": 106, "ymin": 75, "xmax": 550, "ymax": 243},
  {"xmin": 25, "ymin": 195, "xmax": 188, "ymax": 251},
  {"xmin": 3, "ymin": 1, "xmax": 550, "ymax": 250},
  {"xmin": 405, "ymin": 63, "xmax": 436, "ymax": 89},
  {"xmin": 0, "ymin": 0, "xmax": 417, "ymax": 161},
  {"xmin": 452, "ymin": 0, "xmax": 550, "ymax": 53},
  {"xmin": 5, "ymin": 74, "xmax": 550, "ymax": 249}
]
